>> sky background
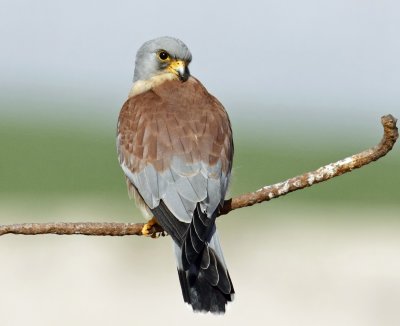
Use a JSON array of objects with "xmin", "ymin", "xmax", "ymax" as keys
[
  {"xmin": 1, "ymin": 0, "xmax": 399, "ymax": 132},
  {"xmin": 0, "ymin": 1, "xmax": 399, "ymax": 325}
]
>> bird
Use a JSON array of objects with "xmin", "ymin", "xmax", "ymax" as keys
[{"xmin": 116, "ymin": 36, "xmax": 234, "ymax": 314}]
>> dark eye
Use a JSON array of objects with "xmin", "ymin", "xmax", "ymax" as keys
[{"xmin": 158, "ymin": 51, "xmax": 169, "ymax": 61}]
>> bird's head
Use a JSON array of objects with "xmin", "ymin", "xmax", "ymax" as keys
[{"xmin": 133, "ymin": 36, "xmax": 192, "ymax": 82}]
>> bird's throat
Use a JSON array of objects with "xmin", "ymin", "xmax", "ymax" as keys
[{"xmin": 128, "ymin": 73, "xmax": 179, "ymax": 98}]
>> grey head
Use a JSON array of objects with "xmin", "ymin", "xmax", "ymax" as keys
[{"xmin": 133, "ymin": 36, "xmax": 192, "ymax": 82}]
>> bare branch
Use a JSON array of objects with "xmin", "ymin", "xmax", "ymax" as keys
[
  {"xmin": 0, "ymin": 222, "xmax": 155, "ymax": 237},
  {"xmin": 0, "ymin": 115, "xmax": 397, "ymax": 237},
  {"xmin": 220, "ymin": 114, "xmax": 398, "ymax": 214}
]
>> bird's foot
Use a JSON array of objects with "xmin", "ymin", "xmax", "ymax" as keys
[{"xmin": 141, "ymin": 217, "xmax": 163, "ymax": 238}]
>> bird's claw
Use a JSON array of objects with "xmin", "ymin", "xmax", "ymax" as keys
[{"xmin": 141, "ymin": 217, "xmax": 163, "ymax": 238}]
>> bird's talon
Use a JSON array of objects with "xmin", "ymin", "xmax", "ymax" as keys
[{"xmin": 141, "ymin": 217, "xmax": 158, "ymax": 237}]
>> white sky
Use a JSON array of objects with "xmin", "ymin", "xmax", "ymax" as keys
[{"xmin": 0, "ymin": 0, "xmax": 399, "ymax": 132}]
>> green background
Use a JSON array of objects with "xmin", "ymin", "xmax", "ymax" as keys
[{"xmin": 1, "ymin": 109, "xmax": 398, "ymax": 212}]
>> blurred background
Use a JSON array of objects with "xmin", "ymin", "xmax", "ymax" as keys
[{"xmin": 0, "ymin": 0, "xmax": 399, "ymax": 325}]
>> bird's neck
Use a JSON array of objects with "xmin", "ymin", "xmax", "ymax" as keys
[{"xmin": 128, "ymin": 73, "xmax": 178, "ymax": 98}]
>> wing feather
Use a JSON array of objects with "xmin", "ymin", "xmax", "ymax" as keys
[
  {"xmin": 117, "ymin": 76, "xmax": 233, "ymax": 269},
  {"xmin": 118, "ymin": 77, "xmax": 234, "ymax": 310}
]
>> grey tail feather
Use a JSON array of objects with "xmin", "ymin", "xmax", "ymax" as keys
[
  {"xmin": 174, "ymin": 231, "xmax": 235, "ymax": 314},
  {"xmin": 152, "ymin": 201, "xmax": 234, "ymax": 313},
  {"xmin": 177, "ymin": 268, "xmax": 234, "ymax": 314}
]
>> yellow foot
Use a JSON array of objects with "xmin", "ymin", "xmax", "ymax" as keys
[{"xmin": 141, "ymin": 217, "xmax": 160, "ymax": 238}]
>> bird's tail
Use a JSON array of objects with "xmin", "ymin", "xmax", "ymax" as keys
[{"xmin": 174, "ymin": 228, "xmax": 234, "ymax": 314}]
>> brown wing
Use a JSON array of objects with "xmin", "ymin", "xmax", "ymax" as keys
[
  {"xmin": 117, "ymin": 77, "xmax": 233, "ymax": 224},
  {"xmin": 118, "ymin": 77, "xmax": 235, "ymax": 303}
]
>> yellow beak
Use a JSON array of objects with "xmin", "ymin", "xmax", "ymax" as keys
[{"xmin": 167, "ymin": 59, "xmax": 189, "ymax": 81}]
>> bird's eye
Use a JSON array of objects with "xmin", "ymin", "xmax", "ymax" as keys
[{"xmin": 158, "ymin": 51, "xmax": 170, "ymax": 61}]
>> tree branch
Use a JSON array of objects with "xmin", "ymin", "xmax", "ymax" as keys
[
  {"xmin": 0, "ymin": 115, "xmax": 397, "ymax": 237},
  {"xmin": 220, "ymin": 114, "xmax": 398, "ymax": 214}
]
